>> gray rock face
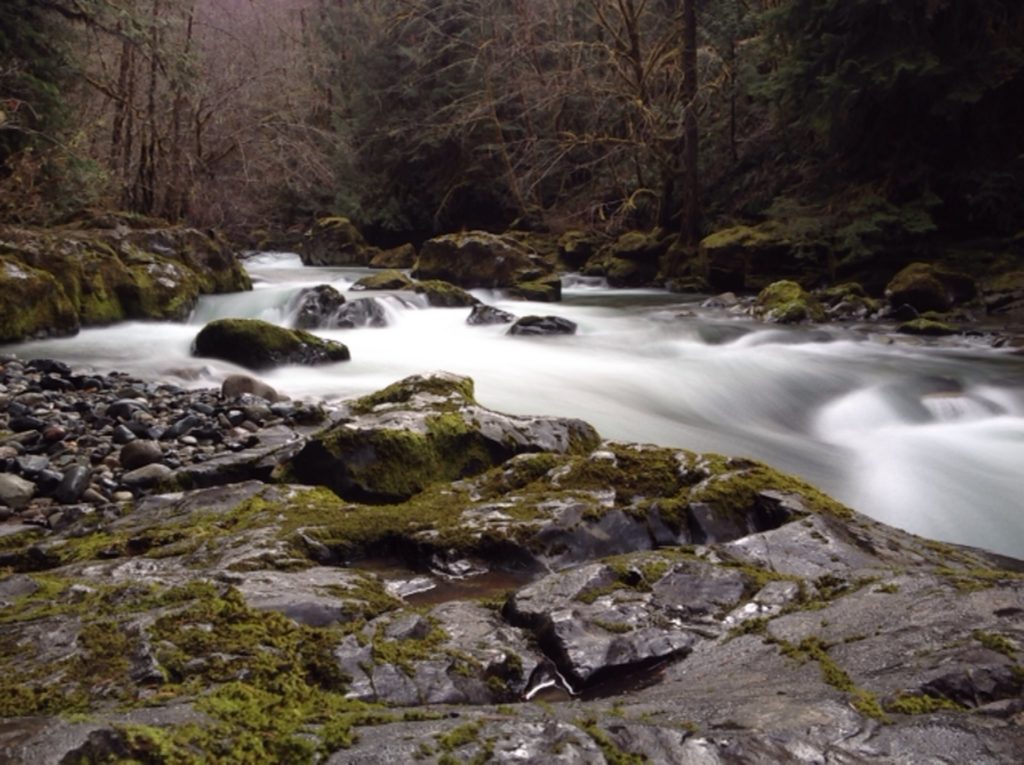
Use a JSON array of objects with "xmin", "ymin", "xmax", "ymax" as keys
[{"xmin": 2, "ymin": 371, "xmax": 1024, "ymax": 765}]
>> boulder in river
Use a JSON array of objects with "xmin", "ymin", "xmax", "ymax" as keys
[
  {"xmin": 885, "ymin": 262, "xmax": 976, "ymax": 313},
  {"xmin": 508, "ymin": 315, "xmax": 577, "ymax": 336},
  {"xmin": 300, "ymin": 216, "xmax": 378, "ymax": 266},
  {"xmin": 0, "ymin": 221, "xmax": 251, "ymax": 342},
  {"xmin": 369, "ymin": 243, "xmax": 417, "ymax": 269},
  {"xmin": 351, "ymin": 269, "xmax": 415, "ymax": 291},
  {"xmin": 413, "ymin": 279, "xmax": 479, "ymax": 307},
  {"xmin": 467, "ymin": 304, "xmax": 516, "ymax": 326},
  {"xmin": 413, "ymin": 231, "xmax": 554, "ymax": 289},
  {"xmin": 754, "ymin": 280, "xmax": 826, "ymax": 324},
  {"xmin": 332, "ymin": 298, "xmax": 390, "ymax": 329},
  {"xmin": 192, "ymin": 318, "xmax": 350, "ymax": 370},
  {"xmin": 582, "ymin": 230, "xmax": 667, "ymax": 288},
  {"xmin": 291, "ymin": 285, "xmax": 347, "ymax": 330},
  {"xmin": 287, "ymin": 371, "xmax": 599, "ymax": 503},
  {"xmin": 508, "ymin": 274, "xmax": 562, "ymax": 302}
]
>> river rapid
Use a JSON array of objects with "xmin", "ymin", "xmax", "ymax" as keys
[{"xmin": 5, "ymin": 253, "xmax": 1024, "ymax": 558}]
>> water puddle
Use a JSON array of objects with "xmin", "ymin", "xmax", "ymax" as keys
[{"xmin": 355, "ymin": 557, "xmax": 534, "ymax": 607}]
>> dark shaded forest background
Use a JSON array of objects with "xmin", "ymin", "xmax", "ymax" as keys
[{"xmin": 2, "ymin": 0, "xmax": 1022, "ymax": 263}]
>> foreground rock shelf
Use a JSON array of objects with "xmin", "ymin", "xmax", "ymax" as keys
[{"xmin": 0, "ymin": 364, "xmax": 1022, "ymax": 763}]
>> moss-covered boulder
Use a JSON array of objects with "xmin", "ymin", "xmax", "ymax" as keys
[
  {"xmin": 885, "ymin": 262, "xmax": 977, "ymax": 312},
  {"xmin": 287, "ymin": 372, "xmax": 599, "ymax": 503},
  {"xmin": 0, "ymin": 258, "xmax": 79, "ymax": 342},
  {"xmin": 982, "ymin": 270, "xmax": 1024, "ymax": 317},
  {"xmin": 754, "ymin": 280, "xmax": 826, "ymax": 324},
  {"xmin": 0, "ymin": 222, "xmax": 251, "ymax": 342},
  {"xmin": 369, "ymin": 243, "xmax": 417, "ymax": 269},
  {"xmin": 301, "ymin": 216, "xmax": 379, "ymax": 267},
  {"xmin": 118, "ymin": 250, "xmax": 202, "ymax": 321},
  {"xmin": 193, "ymin": 318, "xmax": 350, "ymax": 370},
  {"xmin": 351, "ymin": 270, "xmax": 414, "ymax": 291},
  {"xmin": 413, "ymin": 280, "xmax": 480, "ymax": 307},
  {"xmin": 583, "ymin": 230, "xmax": 667, "ymax": 287},
  {"xmin": 508, "ymin": 274, "xmax": 562, "ymax": 302},
  {"xmin": 412, "ymin": 231, "xmax": 554, "ymax": 289},
  {"xmin": 557, "ymin": 230, "xmax": 601, "ymax": 270},
  {"xmin": 699, "ymin": 223, "xmax": 827, "ymax": 292},
  {"xmin": 897, "ymin": 318, "xmax": 958, "ymax": 336},
  {"xmin": 817, "ymin": 282, "xmax": 881, "ymax": 321}
]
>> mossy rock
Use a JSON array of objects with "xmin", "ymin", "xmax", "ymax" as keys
[
  {"xmin": 508, "ymin": 274, "xmax": 562, "ymax": 302},
  {"xmin": 413, "ymin": 231, "xmax": 552, "ymax": 289},
  {"xmin": 581, "ymin": 231, "xmax": 667, "ymax": 288},
  {"xmin": 0, "ymin": 257, "xmax": 79, "ymax": 342},
  {"xmin": 119, "ymin": 252, "xmax": 202, "ymax": 321},
  {"xmin": 352, "ymin": 270, "xmax": 414, "ymax": 291},
  {"xmin": 699, "ymin": 223, "xmax": 826, "ymax": 292},
  {"xmin": 0, "ymin": 223, "xmax": 250, "ymax": 338},
  {"xmin": 288, "ymin": 372, "xmax": 599, "ymax": 504},
  {"xmin": 301, "ymin": 216, "xmax": 378, "ymax": 267},
  {"xmin": 369, "ymin": 243, "xmax": 417, "ymax": 269},
  {"xmin": 897, "ymin": 318, "xmax": 958, "ymax": 336},
  {"xmin": 754, "ymin": 280, "xmax": 826, "ymax": 324},
  {"xmin": 193, "ymin": 318, "xmax": 351, "ymax": 370},
  {"xmin": 557, "ymin": 230, "xmax": 600, "ymax": 269},
  {"xmin": 885, "ymin": 262, "xmax": 976, "ymax": 312},
  {"xmin": 412, "ymin": 279, "xmax": 479, "ymax": 307}
]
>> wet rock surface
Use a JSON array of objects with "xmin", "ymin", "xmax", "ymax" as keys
[
  {"xmin": 192, "ymin": 318, "xmax": 351, "ymax": 369},
  {"xmin": 1, "ymin": 363, "xmax": 1022, "ymax": 764}
]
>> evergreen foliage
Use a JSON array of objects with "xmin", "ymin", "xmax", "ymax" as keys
[{"xmin": 764, "ymin": 0, "xmax": 1024, "ymax": 235}]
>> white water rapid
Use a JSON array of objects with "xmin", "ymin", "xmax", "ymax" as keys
[{"xmin": 6, "ymin": 252, "xmax": 1024, "ymax": 558}]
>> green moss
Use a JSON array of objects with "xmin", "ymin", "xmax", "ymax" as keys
[
  {"xmin": 370, "ymin": 617, "xmax": 448, "ymax": 676},
  {"xmin": 0, "ymin": 256, "xmax": 79, "ymax": 342},
  {"xmin": 885, "ymin": 692, "xmax": 965, "ymax": 715},
  {"xmin": 509, "ymin": 275, "xmax": 562, "ymax": 302},
  {"xmin": 351, "ymin": 374, "xmax": 476, "ymax": 414},
  {"xmin": 413, "ymin": 279, "xmax": 479, "ymax": 307},
  {"xmin": 193, "ymin": 318, "xmax": 350, "ymax": 369},
  {"xmin": 755, "ymin": 280, "xmax": 826, "ymax": 323},
  {"xmin": 776, "ymin": 636, "xmax": 889, "ymax": 723},
  {"xmin": 689, "ymin": 460, "xmax": 851, "ymax": 520},
  {"xmin": 592, "ymin": 619, "xmax": 634, "ymax": 634},
  {"xmin": 353, "ymin": 269, "xmax": 414, "ymax": 291},
  {"xmin": 577, "ymin": 718, "xmax": 648, "ymax": 765},
  {"xmin": 973, "ymin": 629, "xmax": 1017, "ymax": 657}
]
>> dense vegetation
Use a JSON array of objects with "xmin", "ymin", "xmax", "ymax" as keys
[{"xmin": 1, "ymin": 0, "xmax": 1022, "ymax": 264}]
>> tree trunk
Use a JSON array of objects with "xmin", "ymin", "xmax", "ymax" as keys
[{"xmin": 679, "ymin": 0, "xmax": 700, "ymax": 246}]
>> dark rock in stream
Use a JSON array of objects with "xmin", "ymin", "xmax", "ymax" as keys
[
  {"xmin": 1, "ymin": 365, "xmax": 1023, "ymax": 764},
  {"xmin": 467, "ymin": 303, "xmax": 516, "ymax": 326},
  {"xmin": 192, "ymin": 318, "xmax": 351, "ymax": 369},
  {"xmin": 508, "ymin": 315, "xmax": 578, "ymax": 336}
]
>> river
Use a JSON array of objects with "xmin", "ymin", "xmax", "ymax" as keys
[{"xmin": 5, "ymin": 253, "xmax": 1023, "ymax": 558}]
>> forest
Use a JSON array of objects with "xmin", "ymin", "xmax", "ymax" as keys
[
  {"xmin": 4, "ymin": 0, "xmax": 1022, "ymax": 258},
  {"xmin": 2, "ymin": 2, "xmax": 1024, "ymax": 764}
]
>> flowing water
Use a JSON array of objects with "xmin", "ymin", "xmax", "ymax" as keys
[{"xmin": 5, "ymin": 253, "xmax": 1024, "ymax": 558}]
